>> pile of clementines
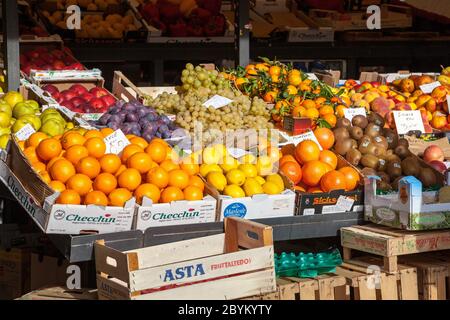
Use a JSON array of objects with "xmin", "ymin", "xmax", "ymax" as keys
[
  {"xmin": 19, "ymin": 127, "xmax": 205, "ymax": 207},
  {"xmin": 278, "ymin": 127, "xmax": 360, "ymax": 193}
]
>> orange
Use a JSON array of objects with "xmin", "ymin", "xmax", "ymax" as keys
[
  {"xmin": 292, "ymin": 105, "xmax": 306, "ymax": 118},
  {"xmin": 180, "ymin": 159, "xmax": 199, "ymax": 176},
  {"xmin": 320, "ymin": 170, "xmax": 347, "ymax": 192},
  {"xmin": 134, "ymin": 183, "xmax": 161, "ymax": 204},
  {"xmin": 76, "ymin": 156, "xmax": 101, "ymax": 179},
  {"xmin": 314, "ymin": 127, "xmax": 335, "ymax": 150},
  {"xmin": 304, "ymin": 108, "xmax": 319, "ymax": 120},
  {"xmin": 23, "ymin": 147, "xmax": 40, "ymax": 164},
  {"xmin": 84, "ymin": 129, "xmax": 104, "ymax": 139},
  {"xmin": 65, "ymin": 145, "xmax": 89, "ymax": 165},
  {"xmin": 18, "ymin": 140, "xmax": 26, "ymax": 151},
  {"xmin": 115, "ymin": 164, "xmax": 127, "ymax": 178},
  {"xmin": 26, "ymin": 132, "xmax": 48, "ymax": 148},
  {"xmin": 56, "ymin": 190, "xmax": 81, "ymax": 205},
  {"xmin": 315, "ymin": 97, "xmax": 327, "ymax": 107},
  {"xmin": 46, "ymin": 156, "xmax": 63, "ymax": 171},
  {"xmin": 84, "ymin": 191, "xmax": 108, "ymax": 206},
  {"xmin": 36, "ymin": 138, "xmax": 62, "ymax": 161},
  {"xmin": 53, "ymin": 134, "xmax": 62, "ymax": 141},
  {"xmin": 127, "ymin": 152, "xmax": 153, "ymax": 174},
  {"xmin": 129, "ymin": 137, "xmax": 148, "ymax": 149},
  {"xmin": 168, "ymin": 169, "xmax": 189, "ymax": 189},
  {"xmin": 99, "ymin": 154, "xmax": 121, "ymax": 174},
  {"xmin": 322, "ymin": 114, "xmax": 337, "ymax": 128},
  {"xmin": 295, "ymin": 140, "xmax": 320, "ymax": 164},
  {"xmin": 338, "ymin": 166, "xmax": 360, "ymax": 191},
  {"xmin": 118, "ymin": 168, "xmax": 142, "ymax": 191},
  {"xmin": 279, "ymin": 155, "xmax": 297, "ymax": 167},
  {"xmin": 336, "ymin": 105, "xmax": 347, "ymax": 118},
  {"xmin": 61, "ymin": 132, "xmax": 86, "ymax": 150},
  {"xmin": 188, "ymin": 175, "xmax": 205, "ymax": 191},
  {"xmin": 301, "ymin": 160, "xmax": 329, "ymax": 187},
  {"xmin": 120, "ymin": 144, "xmax": 143, "ymax": 164},
  {"xmin": 183, "ymin": 186, "xmax": 203, "ymax": 201},
  {"xmin": 307, "ymin": 187, "xmax": 323, "ymax": 193},
  {"xmin": 160, "ymin": 186, "xmax": 184, "ymax": 203},
  {"xmin": 319, "ymin": 150, "xmax": 338, "ymax": 170},
  {"xmin": 280, "ymin": 144, "xmax": 295, "ymax": 156},
  {"xmin": 125, "ymin": 134, "xmax": 136, "ymax": 140},
  {"xmin": 100, "ymin": 127, "xmax": 114, "ymax": 137},
  {"xmin": 280, "ymin": 161, "xmax": 302, "ymax": 185},
  {"xmin": 160, "ymin": 159, "xmax": 180, "ymax": 172},
  {"xmin": 108, "ymin": 188, "xmax": 132, "ymax": 207},
  {"xmin": 84, "ymin": 137, "xmax": 106, "ymax": 158},
  {"xmin": 49, "ymin": 180, "xmax": 66, "ymax": 192},
  {"xmin": 302, "ymin": 99, "xmax": 316, "ymax": 109},
  {"xmin": 319, "ymin": 105, "xmax": 334, "ymax": 116},
  {"xmin": 145, "ymin": 141, "xmax": 167, "ymax": 164},
  {"xmin": 66, "ymin": 174, "xmax": 92, "ymax": 196},
  {"xmin": 93, "ymin": 173, "xmax": 117, "ymax": 195},
  {"xmin": 151, "ymin": 138, "xmax": 168, "ymax": 146},
  {"xmin": 294, "ymin": 185, "xmax": 306, "ymax": 192},
  {"xmin": 40, "ymin": 171, "xmax": 51, "ymax": 184},
  {"xmin": 50, "ymin": 159, "xmax": 76, "ymax": 183},
  {"xmin": 165, "ymin": 146, "xmax": 179, "ymax": 162},
  {"xmin": 32, "ymin": 161, "xmax": 46, "ymax": 173}
]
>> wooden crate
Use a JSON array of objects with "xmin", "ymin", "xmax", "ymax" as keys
[
  {"xmin": 335, "ymin": 256, "xmax": 418, "ymax": 300},
  {"xmin": 95, "ymin": 217, "xmax": 276, "ymax": 300},
  {"xmin": 341, "ymin": 224, "xmax": 450, "ymax": 273},
  {"xmin": 243, "ymin": 274, "xmax": 347, "ymax": 300}
]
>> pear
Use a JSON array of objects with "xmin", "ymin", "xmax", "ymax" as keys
[
  {"xmin": 0, "ymin": 127, "xmax": 11, "ymax": 136},
  {"xmin": 0, "ymin": 102, "xmax": 12, "ymax": 117},
  {"xmin": 39, "ymin": 119, "xmax": 64, "ymax": 137},
  {"xmin": 13, "ymin": 102, "xmax": 35, "ymax": 119},
  {"xmin": 25, "ymin": 100, "xmax": 40, "ymax": 112},
  {"xmin": 0, "ymin": 134, "xmax": 10, "ymax": 149},
  {"xmin": 0, "ymin": 112, "xmax": 11, "ymax": 128},
  {"xmin": 12, "ymin": 118, "xmax": 33, "ymax": 133},
  {"xmin": 41, "ymin": 108, "xmax": 60, "ymax": 116},
  {"xmin": 41, "ymin": 112, "xmax": 65, "ymax": 125},
  {"xmin": 3, "ymin": 91, "xmax": 24, "ymax": 108},
  {"xmin": 20, "ymin": 115, "xmax": 41, "ymax": 131}
]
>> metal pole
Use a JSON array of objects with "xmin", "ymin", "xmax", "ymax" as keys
[
  {"xmin": 2, "ymin": 0, "xmax": 20, "ymax": 91},
  {"xmin": 235, "ymin": 0, "xmax": 250, "ymax": 67}
]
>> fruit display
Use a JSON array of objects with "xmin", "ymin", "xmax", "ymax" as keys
[
  {"xmin": 42, "ymin": 83, "xmax": 116, "ymax": 113},
  {"xmin": 422, "ymin": 144, "xmax": 447, "ymax": 174},
  {"xmin": 45, "ymin": 0, "xmax": 121, "ymax": 11},
  {"xmin": 96, "ymin": 100, "xmax": 178, "ymax": 140},
  {"xmin": 137, "ymin": 0, "xmax": 227, "ymax": 37},
  {"xmin": 20, "ymin": 46, "xmax": 84, "ymax": 75},
  {"xmin": 330, "ymin": 113, "xmax": 442, "ymax": 191},
  {"xmin": 225, "ymin": 58, "xmax": 346, "ymax": 129}
]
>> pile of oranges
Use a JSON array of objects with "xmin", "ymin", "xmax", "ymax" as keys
[
  {"xmin": 19, "ymin": 128, "xmax": 205, "ymax": 207},
  {"xmin": 279, "ymin": 127, "xmax": 360, "ymax": 193}
]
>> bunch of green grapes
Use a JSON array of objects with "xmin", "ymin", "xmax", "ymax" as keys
[{"xmin": 180, "ymin": 63, "xmax": 230, "ymax": 94}]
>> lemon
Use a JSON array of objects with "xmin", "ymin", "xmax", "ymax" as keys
[
  {"xmin": 263, "ymin": 181, "xmax": 282, "ymax": 195},
  {"xmin": 200, "ymin": 163, "xmax": 222, "ymax": 177},
  {"xmin": 243, "ymin": 177, "xmax": 264, "ymax": 197},
  {"xmin": 220, "ymin": 156, "xmax": 239, "ymax": 172},
  {"xmin": 266, "ymin": 174, "xmax": 285, "ymax": 191},
  {"xmin": 255, "ymin": 176, "xmax": 266, "ymax": 185},
  {"xmin": 239, "ymin": 154, "xmax": 256, "ymax": 164},
  {"xmin": 202, "ymin": 146, "xmax": 223, "ymax": 164},
  {"xmin": 223, "ymin": 185, "xmax": 245, "ymax": 198},
  {"xmin": 256, "ymin": 155, "xmax": 274, "ymax": 176},
  {"xmin": 207, "ymin": 171, "xmax": 227, "ymax": 192},
  {"xmin": 226, "ymin": 169, "xmax": 246, "ymax": 186},
  {"xmin": 238, "ymin": 163, "xmax": 257, "ymax": 178}
]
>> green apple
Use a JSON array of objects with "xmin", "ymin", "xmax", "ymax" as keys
[
  {"xmin": 13, "ymin": 102, "xmax": 35, "ymax": 119},
  {"xmin": 12, "ymin": 118, "xmax": 33, "ymax": 133},
  {"xmin": 25, "ymin": 100, "xmax": 40, "ymax": 112},
  {"xmin": 20, "ymin": 115, "xmax": 41, "ymax": 131},
  {"xmin": 4, "ymin": 91, "xmax": 24, "ymax": 108},
  {"xmin": 0, "ymin": 102, "xmax": 12, "ymax": 117},
  {"xmin": 0, "ymin": 112, "xmax": 11, "ymax": 128},
  {"xmin": 41, "ymin": 108, "xmax": 60, "ymax": 117},
  {"xmin": 39, "ymin": 119, "xmax": 64, "ymax": 137},
  {"xmin": 10, "ymin": 118, "xmax": 15, "ymax": 126},
  {"xmin": 41, "ymin": 113, "xmax": 65, "ymax": 126},
  {"xmin": 0, "ymin": 134, "xmax": 10, "ymax": 149},
  {"xmin": 0, "ymin": 127, "xmax": 11, "ymax": 136}
]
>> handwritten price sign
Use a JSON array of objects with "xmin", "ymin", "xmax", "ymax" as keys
[
  {"xmin": 393, "ymin": 110, "xmax": 425, "ymax": 135},
  {"xmin": 104, "ymin": 129, "xmax": 130, "ymax": 155},
  {"xmin": 343, "ymin": 108, "xmax": 367, "ymax": 122}
]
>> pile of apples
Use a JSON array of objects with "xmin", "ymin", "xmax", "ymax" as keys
[
  {"xmin": 42, "ymin": 84, "xmax": 116, "ymax": 113},
  {"xmin": 20, "ymin": 46, "xmax": 84, "ymax": 75}
]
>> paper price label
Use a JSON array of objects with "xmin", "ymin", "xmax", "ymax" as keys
[
  {"xmin": 14, "ymin": 124, "xmax": 36, "ymax": 141},
  {"xmin": 202, "ymin": 95, "xmax": 233, "ymax": 109},
  {"xmin": 420, "ymin": 81, "xmax": 441, "ymax": 94},
  {"xmin": 290, "ymin": 130, "xmax": 322, "ymax": 150},
  {"xmin": 57, "ymin": 105, "xmax": 75, "ymax": 119},
  {"xmin": 228, "ymin": 148, "xmax": 249, "ymax": 159},
  {"xmin": 343, "ymin": 108, "xmax": 367, "ymax": 121},
  {"xmin": 336, "ymin": 196, "xmax": 355, "ymax": 212},
  {"xmin": 104, "ymin": 129, "xmax": 130, "ymax": 155},
  {"xmin": 393, "ymin": 110, "xmax": 425, "ymax": 135}
]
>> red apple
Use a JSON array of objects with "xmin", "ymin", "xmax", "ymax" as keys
[
  {"xmin": 90, "ymin": 87, "xmax": 109, "ymax": 98},
  {"xmin": 35, "ymin": 47, "xmax": 48, "ymax": 54},
  {"xmin": 82, "ymin": 104, "xmax": 97, "ymax": 113},
  {"xmin": 423, "ymin": 145, "xmax": 445, "ymax": 163},
  {"xmin": 56, "ymin": 96, "xmax": 65, "ymax": 104},
  {"xmin": 90, "ymin": 97, "xmax": 106, "ymax": 109},
  {"xmin": 26, "ymin": 50, "xmax": 40, "ymax": 59},
  {"xmin": 70, "ymin": 63, "xmax": 84, "ymax": 70},
  {"xmin": 53, "ymin": 60, "xmax": 66, "ymax": 70},
  {"xmin": 69, "ymin": 97, "xmax": 86, "ymax": 108},
  {"xmin": 429, "ymin": 160, "xmax": 447, "ymax": 174},
  {"xmin": 52, "ymin": 91, "xmax": 61, "ymax": 100},
  {"xmin": 42, "ymin": 84, "xmax": 59, "ymax": 96},
  {"xmin": 60, "ymin": 90, "xmax": 77, "ymax": 101},
  {"xmin": 62, "ymin": 101, "xmax": 75, "ymax": 110},
  {"xmin": 52, "ymin": 49, "xmax": 65, "ymax": 59},
  {"xmin": 70, "ymin": 84, "xmax": 88, "ymax": 95},
  {"xmin": 41, "ymin": 52, "xmax": 55, "ymax": 64},
  {"xmin": 81, "ymin": 93, "xmax": 94, "ymax": 102},
  {"xmin": 101, "ymin": 94, "xmax": 116, "ymax": 107},
  {"xmin": 33, "ymin": 58, "xmax": 46, "ymax": 67},
  {"xmin": 72, "ymin": 106, "xmax": 84, "ymax": 113},
  {"xmin": 20, "ymin": 54, "xmax": 28, "ymax": 65}
]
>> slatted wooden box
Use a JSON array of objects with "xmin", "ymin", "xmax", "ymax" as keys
[{"xmin": 95, "ymin": 217, "xmax": 276, "ymax": 300}]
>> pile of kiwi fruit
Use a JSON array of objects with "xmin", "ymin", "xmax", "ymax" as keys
[{"xmin": 333, "ymin": 113, "xmax": 440, "ymax": 191}]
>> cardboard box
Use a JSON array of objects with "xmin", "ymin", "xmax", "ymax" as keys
[
  {"xmin": 404, "ymin": 134, "xmax": 450, "ymax": 160},
  {"xmin": 30, "ymin": 253, "xmax": 70, "ymax": 291},
  {"xmin": 133, "ymin": 196, "xmax": 217, "ymax": 231},
  {"xmin": 17, "ymin": 286, "xmax": 98, "ymax": 300},
  {"xmin": 0, "ymin": 224, "xmax": 47, "ymax": 250},
  {"xmin": 364, "ymin": 176, "xmax": 450, "ymax": 230},
  {"xmin": 0, "ymin": 248, "xmax": 31, "ymax": 300}
]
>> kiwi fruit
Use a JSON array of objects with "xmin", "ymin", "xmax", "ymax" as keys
[
  {"xmin": 361, "ymin": 154, "xmax": 380, "ymax": 169},
  {"xmin": 336, "ymin": 118, "xmax": 351, "ymax": 129},
  {"xmin": 365, "ymin": 123, "xmax": 382, "ymax": 138},
  {"xmin": 391, "ymin": 176, "xmax": 403, "ymax": 190},
  {"xmin": 361, "ymin": 167, "xmax": 377, "ymax": 176},
  {"xmin": 349, "ymin": 126, "xmax": 364, "ymax": 140},
  {"xmin": 397, "ymin": 138, "xmax": 409, "ymax": 148},
  {"xmin": 358, "ymin": 136, "xmax": 373, "ymax": 154},
  {"xmin": 335, "ymin": 138, "xmax": 353, "ymax": 156},
  {"xmin": 346, "ymin": 148, "xmax": 362, "ymax": 166},
  {"xmin": 386, "ymin": 160, "xmax": 403, "ymax": 179},
  {"xmin": 419, "ymin": 167, "xmax": 437, "ymax": 188},
  {"xmin": 385, "ymin": 151, "xmax": 401, "ymax": 163},
  {"xmin": 383, "ymin": 128, "xmax": 398, "ymax": 149},
  {"xmin": 352, "ymin": 115, "xmax": 368, "ymax": 129},
  {"xmin": 372, "ymin": 136, "xmax": 388, "ymax": 150},
  {"xmin": 394, "ymin": 145, "xmax": 411, "ymax": 159},
  {"xmin": 349, "ymin": 139, "xmax": 358, "ymax": 149},
  {"xmin": 358, "ymin": 135, "xmax": 372, "ymax": 146},
  {"xmin": 366, "ymin": 143, "xmax": 385, "ymax": 158},
  {"xmin": 377, "ymin": 171, "xmax": 390, "ymax": 183},
  {"xmin": 377, "ymin": 158, "xmax": 387, "ymax": 171},
  {"xmin": 367, "ymin": 112, "xmax": 385, "ymax": 127},
  {"xmin": 401, "ymin": 156, "xmax": 421, "ymax": 176},
  {"xmin": 333, "ymin": 127, "xmax": 350, "ymax": 142}
]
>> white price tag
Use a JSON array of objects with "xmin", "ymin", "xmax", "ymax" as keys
[
  {"xmin": 57, "ymin": 105, "xmax": 75, "ymax": 119},
  {"xmin": 227, "ymin": 148, "xmax": 249, "ymax": 159},
  {"xmin": 447, "ymin": 95, "xmax": 450, "ymax": 108},
  {"xmin": 104, "ymin": 129, "xmax": 131, "ymax": 155},
  {"xmin": 385, "ymin": 73, "xmax": 409, "ymax": 83},
  {"xmin": 14, "ymin": 124, "xmax": 36, "ymax": 141},
  {"xmin": 303, "ymin": 208, "xmax": 315, "ymax": 216},
  {"xmin": 306, "ymin": 73, "xmax": 319, "ymax": 81},
  {"xmin": 202, "ymin": 95, "xmax": 233, "ymax": 109},
  {"xmin": 343, "ymin": 108, "xmax": 367, "ymax": 121},
  {"xmin": 336, "ymin": 196, "xmax": 355, "ymax": 212},
  {"xmin": 393, "ymin": 110, "xmax": 425, "ymax": 135},
  {"xmin": 420, "ymin": 81, "xmax": 441, "ymax": 94},
  {"xmin": 290, "ymin": 130, "xmax": 322, "ymax": 150}
]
